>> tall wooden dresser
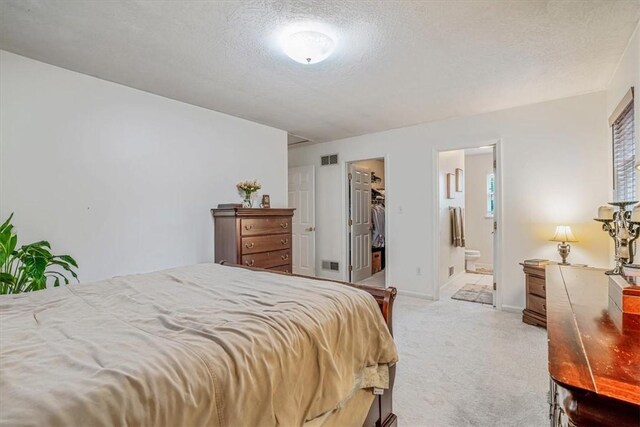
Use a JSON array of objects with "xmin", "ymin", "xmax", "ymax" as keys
[
  {"xmin": 211, "ymin": 207, "xmax": 295, "ymax": 273},
  {"xmin": 521, "ymin": 263, "xmax": 548, "ymax": 328}
]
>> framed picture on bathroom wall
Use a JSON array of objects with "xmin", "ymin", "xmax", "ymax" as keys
[
  {"xmin": 446, "ymin": 173, "xmax": 455, "ymax": 199},
  {"xmin": 455, "ymin": 168, "xmax": 463, "ymax": 192}
]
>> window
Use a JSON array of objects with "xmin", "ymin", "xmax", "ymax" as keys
[
  {"xmin": 611, "ymin": 88, "xmax": 635, "ymax": 202},
  {"xmin": 486, "ymin": 172, "xmax": 495, "ymax": 218}
]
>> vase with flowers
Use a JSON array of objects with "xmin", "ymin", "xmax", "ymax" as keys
[{"xmin": 236, "ymin": 179, "xmax": 261, "ymax": 207}]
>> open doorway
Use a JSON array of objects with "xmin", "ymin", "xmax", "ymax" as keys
[
  {"xmin": 434, "ymin": 142, "xmax": 502, "ymax": 308},
  {"xmin": 346, "ymin": 158, "xmax": 386, "ymax": 287}
]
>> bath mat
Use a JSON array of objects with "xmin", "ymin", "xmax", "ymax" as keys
[
  {"xmin": 451, "ymin": 284, "xmax": 493, "ymax": 305},
  {"xmin": 470, "ymin": 267, "xmax": 493, "ymax": 275}
]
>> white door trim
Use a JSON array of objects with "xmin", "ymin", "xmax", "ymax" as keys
[
  {"xmin": 431, "ymin": 139, "xmax": 504, "ymax": 310},
  {"xmin": 343, "ymin": 155, "xmax": 391, "ymax": 286}
]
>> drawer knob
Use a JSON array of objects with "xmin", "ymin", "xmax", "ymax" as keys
[
  {"xmin": 281, "ymin": 254, "xmax": 289, "ymax": 260},
  {"xmin": 245, "ymin": 260, "xmax": 255, "ymax": 267},
  {"xmin": 245, "ymin": 242, "xmax": 255, "ymax": 249},
  {"xmin": 244, "ymin": 224, "xmax": 253, "ymax": 230},
  {"xmin": 280, "ymin": 222, "xmax": 288, "ymax": 229},
  {"xmin": 543, "ymin": 304, "xmax": 546, "ymax": 311},
  {"xmin": 281, "ymin": 238, "xmax": 288, "ymax": 245}
]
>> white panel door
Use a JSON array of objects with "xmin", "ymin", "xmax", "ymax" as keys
[
  {"xmin": 349, "ymin": 164, "xmax": 372, "ymax": 282},
  {"xmin": 288, "ymin": 166, "xmax": 315, "ymax": 276}
]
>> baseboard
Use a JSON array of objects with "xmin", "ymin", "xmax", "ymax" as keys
[
  {"xmin": 501, "ymin": 304, "xmax": 523, "ymax": 313},
  {"xmin": 398, "ymin": 289, "xmax": 434, "ymax": 300},
  {"xmin": 440, "ymin": 270, "xmax": 464, "ymax": 290}
]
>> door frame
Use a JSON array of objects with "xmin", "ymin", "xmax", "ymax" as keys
[
  {"xmin": 344, "ymin": 155, "xmax": 391, "ymax": 286},
  {"xmin": 431, "ymin": 139, "xmax": 504, "ymax": 310}
]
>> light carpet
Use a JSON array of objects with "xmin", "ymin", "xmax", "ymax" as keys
[
  {"xmin": 358, "ymin": 269, "xmax": 386, "ymax": 287},
  {"xmin": 392, "ymin": 274, "xmax": 548, "ymax": 426}
]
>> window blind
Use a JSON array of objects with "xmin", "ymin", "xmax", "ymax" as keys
[{"xmin": 612, "ymin": 101, "xmax": 635, "ymax": 202}]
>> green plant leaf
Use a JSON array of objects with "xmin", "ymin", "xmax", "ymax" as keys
[
  {"xmin": 0, "ymin": 213, "xmax": 14, "ymax": 232},
  {"xmin": 0, "ymin": 214, "xmax": 78, "ymax": 294},
  {"xmin": 0, "ymin": 272, "xmax": 14, "ymax": 285},
  {"xmin": 51, "ymin": 260, "xmax": 79, "ymax": 280},
  {"xmin": 0, "ymin": 215, "xmax": 17, "ymax": 266},
  {"xmin": 58, "ymin": 255, "xmax": 78, "ymax": 268}
]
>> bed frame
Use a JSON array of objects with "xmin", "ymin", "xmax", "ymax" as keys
[{"xmin": 220, "ymin": 261, "xmax": 398, "ymax": 427}]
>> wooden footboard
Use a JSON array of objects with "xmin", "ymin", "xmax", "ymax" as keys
[{"xmin": 219, "ymin": 261, "xmax": 398, "ymax": 427}]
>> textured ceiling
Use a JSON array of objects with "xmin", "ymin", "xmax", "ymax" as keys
[{"xmin": 1, "ymin": 1, "xmax": 639, "ymax": 143}]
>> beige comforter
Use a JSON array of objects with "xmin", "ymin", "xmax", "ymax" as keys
[{"xmin": 0, "ymin": 263, "xmax": 397, "ymax": 426}]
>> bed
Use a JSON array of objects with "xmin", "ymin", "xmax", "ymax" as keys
[{"xmin": 0, "ymin": 262, "xmax": 398, "ymax": 426}]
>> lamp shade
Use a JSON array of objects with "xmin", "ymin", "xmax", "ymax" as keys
[{"xmin": 550, "ymin": 226, "xmax": 577, "ymax": 243}]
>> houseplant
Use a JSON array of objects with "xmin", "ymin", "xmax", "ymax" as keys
[
  {"xmin": 0, "ymin": 214, "xmax": 78, "ymax": 294},
  {"xmin": 236, "ymin": 179, "xmax": 262, "ymax": 207}
]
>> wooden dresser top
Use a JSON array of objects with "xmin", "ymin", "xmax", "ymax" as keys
[
  {"xmin": 546, "ymin": 265, "xmax": 640, "ymax": 405},
  {"xmin": 211, "ymin": 207, "xmax": 295, "ymax": 217}
]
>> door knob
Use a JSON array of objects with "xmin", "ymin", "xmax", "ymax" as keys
[{"xmin": 305, "ymin": 226, "xmax": 316, "ymax": 232}]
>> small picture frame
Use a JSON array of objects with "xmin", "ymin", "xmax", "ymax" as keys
[
  {"xmin": 261, "ymin": 194, "xmax": 271, "ymax": 208},
  {"xmin": 446, "ymin": 173, "xmax": 455, "ymax": 199},
  {"xmin": 455, "ymin": 168, "xmax": 464, "ymax": 192}
]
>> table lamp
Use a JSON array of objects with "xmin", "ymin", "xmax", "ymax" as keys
[{"xmin": 550, "ymin": 226, "xmax": 577, "ymax": 265}]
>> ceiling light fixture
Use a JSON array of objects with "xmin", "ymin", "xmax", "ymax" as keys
[{"xmin": 281, "ymin": 30, "xmax": 335, "ymax": 65}]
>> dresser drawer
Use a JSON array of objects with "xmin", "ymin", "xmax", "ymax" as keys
[
  {"xmin": 241, "ymin": 235, "xmax": 291, "ymax": 254},
  {"xmin": 269, "ymin": 264, "xmax": 292, "ymax": 274},
  {"xmin": 242, "ymin": 249, "xmax": 291, "ymax": 269},
  {"xmin": 528, "ymin": 275, "xmax": 546, "ymax": 298},
  {"xmin": 527, "ymin": 294, "xmax": 547, "ymax": 316},
  {"xmin": 240, "ymin": 217, "xmax": 291, "ymax": 236}
]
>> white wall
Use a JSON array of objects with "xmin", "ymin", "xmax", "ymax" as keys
[
  {"xmin": 606, "ymin": 22, "xmax": 639, "ymax": 199},
  {"xmin": 289, "ymin": 91, "xmax": 611, "ymax": 309},
  {"xmin": 0, "ymin": 51, "xmax": 288, "ymax": 283},
  {"xmin": 464, "ymin": 153, "xmax": 494, "ymax": 266},
  {"xmin": 438, "ymin": 150, "xmax": 465, "ymax": 287}
]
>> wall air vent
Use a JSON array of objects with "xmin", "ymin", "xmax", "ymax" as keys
[
  {"xmin": 322, "ymin": 260, "xmax": 340, "ymax": 271},
  {"xmin": 320, "ymin": 154, "xmax": 338, "ymax": 166}
]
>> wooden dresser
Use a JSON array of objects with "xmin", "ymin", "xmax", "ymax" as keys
[
  {"xmin": 521, "ymin": 263, "xmax": 548, "ymax": 328},
  {"xmin": 546, "ymin": 265, "xmax": 639, "ymax": 426},
  {"xmin": 211, "ymin": 207, "xmax": 295, "ymax": 273}
]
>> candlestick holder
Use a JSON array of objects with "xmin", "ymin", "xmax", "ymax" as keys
[{"xmin": 594, "ymin": 201, "xmax": 640, "ymax": 275}]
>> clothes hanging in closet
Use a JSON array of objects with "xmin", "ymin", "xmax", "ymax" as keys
[{"xmin": 372, "ymin": 204, "xmax": 385, "ymax": 248}]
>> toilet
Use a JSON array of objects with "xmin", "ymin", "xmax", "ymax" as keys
[{"xmin": 465, "ymin": 249, "xmax": 481, "ymax": 272}]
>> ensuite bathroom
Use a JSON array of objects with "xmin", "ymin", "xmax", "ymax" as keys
[{"xmin": 438, "ymin": 146, "xmax": 495, "ymax": 305}]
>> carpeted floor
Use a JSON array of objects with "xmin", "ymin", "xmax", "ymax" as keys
[
  {"xmin": 392, "ymin": 273, "xmax": 548, "ymax": 426},
  {"xmin": 358, "ymin": 269, "xmax": 386, "ymax": 287}
]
